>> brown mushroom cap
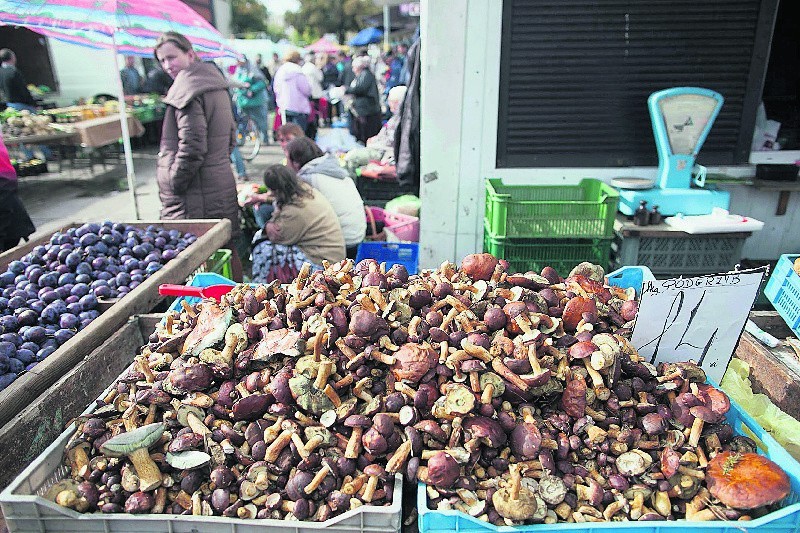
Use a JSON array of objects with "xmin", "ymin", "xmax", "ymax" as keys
[
  {"xmin": 707, "ymin": 452, "xmax": 790, "ymax": 510},
  {"xmin": 461, "ymin": 359, "xmax": 486, "ymax": 373},
  {"xmin": 562, "ymin": 297, "xmax": 597, "ymax": 332},
  {"xmin": 689, "ymin": 405, "xmax": 723, "ymax": 424},
  {"xmin": 568, "ymin": 341, "xmax": 598, "ymax": 360},
  {"xmin": 364, "ymin": 464, "xmax": 386, "ymax": 478},
  {"xmin": 696, "ymin": 384, "xmax": 731, "ymax": 416}
]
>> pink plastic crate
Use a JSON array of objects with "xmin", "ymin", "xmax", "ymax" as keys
[{"xmin": 365, "ymin": 207, "xmax": 419, "ymax": 242}]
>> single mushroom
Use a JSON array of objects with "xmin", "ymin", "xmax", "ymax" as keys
[
  {"xmin": 362, "ymin": 464, "xmax": 386, "ymax": 502},
  {"xmin": 706, "ymin": 452, "xmax": 790, "ymax": 510},
  {"xmin": 99, "ymin": 422, "xmax": 164, "ymax": 491},
  {"xmin": 510, "ymin": 405, "xmax": 542, "ymax": 460},
  {"xmin": 289, "ymin": 372, "xmax": 335, "ymax": 415},
  {"xmin": 491, "ymin": 464, "xmax": 539, "ymax": 521},
  {"xmin": 181, "ymin": 303, "xmax": 232, "ymax": 356}
]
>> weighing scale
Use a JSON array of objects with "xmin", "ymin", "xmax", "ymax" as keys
[{"xmin": 617, "ymin": 87, "xmax": 731, "ymax": 216}]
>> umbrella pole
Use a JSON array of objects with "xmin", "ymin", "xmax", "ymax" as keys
[
  {"xmin": 111, "ymin": 38, "xmax": 141, "ymax": 220},
  {"xmin": 383, "ymin": 6, "xmax": 390, "ymax": 52}
]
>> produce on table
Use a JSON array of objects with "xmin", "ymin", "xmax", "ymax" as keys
[
  {"xmin": 53, "ymin": 254, "xmax": 791, "ymax": 524},
  {"xmin": 0, "ymin": 222, "xmax": 197, "ymax": 391},
  {"xmin": 2, "ymin": 110, "xmax": 56, "ymax": 138}
]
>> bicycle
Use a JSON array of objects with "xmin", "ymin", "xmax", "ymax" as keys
[{"xmin": 236, "ymin": 113, "xmax": 261, "ymax": 161}]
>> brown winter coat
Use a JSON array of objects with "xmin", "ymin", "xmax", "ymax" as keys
[{"xmin": 158, "ymin": 61, "xmax": 239, "ymax": 236}]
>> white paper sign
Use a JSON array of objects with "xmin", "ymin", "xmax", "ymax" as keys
[{"xmin": 631, "ymin": 269, "xmax": 766, "ymax": 383}]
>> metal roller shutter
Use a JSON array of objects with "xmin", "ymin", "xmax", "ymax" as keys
[{"xmin": 497, "ymin": 0, "xmax": 779, "ymax": 168}]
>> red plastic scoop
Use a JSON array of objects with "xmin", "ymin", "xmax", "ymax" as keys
[{"xmin": 158, "ymin": 283, "xmax": 235, "ymax": 301}]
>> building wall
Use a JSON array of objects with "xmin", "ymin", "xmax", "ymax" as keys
[{"xmin": 418, "ymin": 0, "xmax": 799, "ymax": 270}]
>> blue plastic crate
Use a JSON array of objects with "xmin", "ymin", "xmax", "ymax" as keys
[
  {"xmin": 606, "ymin": 265, "xmax": 655, "ymax": 297},
  {"xmin": 764, "ymin": 254, "xmax": 800, "ymax": 338},
  {"xmin": 418, "ymin": 382, "xmax": 800, "ymax": 533},
  {"xmin": 356, "ymin": 242, "xmax": 419, "ymax": 274},
  {"xmin": 167, "ymin": 272, "xmax": 236, "ymax": 314}
]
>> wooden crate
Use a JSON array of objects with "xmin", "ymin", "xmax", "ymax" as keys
[
  {"xmin": 0, "ymin": 315, "xmax": 162, "ymax": 495},
  {"xmin": 0, "ymin": 220, "xmax": 231, "ymax": 428}
]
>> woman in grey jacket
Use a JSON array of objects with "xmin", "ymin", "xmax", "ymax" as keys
[
  {"xmin": 155, "ymin": 31, "xmax": 243, "ymax": 280},
  {"xmin": 286, "ymin": 137, "xmax": 366, "ymax": 258}
]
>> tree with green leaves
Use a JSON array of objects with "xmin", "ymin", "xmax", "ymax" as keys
[
  {"xmin": 285, "ymin": 0, "xmax": 381, "ymax": 44},
  {"xmin": 231, "ymin": 0, "xmax": 284, "ymax": 40}
]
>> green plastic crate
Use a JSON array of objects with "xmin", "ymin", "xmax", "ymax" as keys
[
  {"xmin": 484, "ymin": 228, "xmax": 611, "ymax": 277},
  {"xmin": 187, "ymin": 248, "xmax": 233, "ymax": 282},
  {"xmin": 485, "ymin": 178, "xmax": 619, "ymax": 239}
]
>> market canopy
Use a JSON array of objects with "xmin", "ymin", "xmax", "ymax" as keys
[
  {"xmin": 306, "ymin": 37, "xmax": 342, "ymax": 54},
  {"xmin": 0, "ymin": 0, "xmax": 241, "ymax": 219},
  {"xmin": 349, "ymin": 27, "xmax": 383, "ymax": 47},
  {"xmin": 0, "ymin": 0, "xmax": 240, "ymax": 59}
]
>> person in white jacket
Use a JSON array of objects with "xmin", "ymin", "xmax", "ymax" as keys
[
  {"xmin": 301, "ymin": 53, "xmax": 325, "ymax": 138},
  {"xmin": 286, "ymin": 136, "xmax": 366, "ymax": 258}
]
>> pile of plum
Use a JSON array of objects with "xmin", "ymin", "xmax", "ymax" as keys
[{"xmin": 0, "ymin": 222, "xmax": 197, "ymax": 391}]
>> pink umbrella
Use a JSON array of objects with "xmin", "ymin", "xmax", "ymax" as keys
[
  {"xmin": 306, "ymin": 37, "xmax": 342, "ymax": 55},
  {"xmin": 0, "ymin": 0, "xmax": 241, "ymax": 218}
]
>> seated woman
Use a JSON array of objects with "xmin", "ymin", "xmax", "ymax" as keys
[
  {"xmin": 251, "ymin": 164, "xmax": 345, "ymax": 283},
  {"xmin": 286, "ymin": 137, "xmax": 366, "ymax": 259}
]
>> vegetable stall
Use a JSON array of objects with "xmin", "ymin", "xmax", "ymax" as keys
[{"xmin": 0, "ymin": 241, "xmax": 799, "ymax": 533}]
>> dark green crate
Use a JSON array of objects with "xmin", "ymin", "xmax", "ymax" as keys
[
  {"xmin": 485, "ymin": 178, "xmax": 619, "ymax": 239},
  {"xmin": 484, "ymin": 230, "xmax": 612, "ymax": 277}
]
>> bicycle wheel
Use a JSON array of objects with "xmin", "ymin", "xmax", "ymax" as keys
[{"xmin": 239, "ymin": 117, "xmax": 261, "ymax": 161}]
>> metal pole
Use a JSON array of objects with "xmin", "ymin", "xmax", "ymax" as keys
[
  {"xmin": 111, "ymin": 34, "xmax": 141, "ymax": 220},
  {"xmin": 383, "ymin": 5, "xmax": 390, "ymax": 52}
]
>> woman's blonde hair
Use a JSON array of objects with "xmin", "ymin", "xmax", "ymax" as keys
[
  {"xmin": 154, "ymin": 32, "xmax": 196, "ymax": 61},
  {"xmin": 283, "ymin": 50, "xmax": 302, "ymax": 64}
]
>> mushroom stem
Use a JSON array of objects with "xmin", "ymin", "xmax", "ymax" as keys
[
  {"xmin": 264, "ymin": 429, "xmax": 294, "ymax": 462},
  {"xmin": 334, "ymin": 373, "xmax": 355, "ymax": 390},
  {"xmin": 353, "ymin": 378, "xmax": 374, "ymax": 403},
  {"xmin": 480, "ymin": 383, "xmax": 495, "ymax": 405},
  {"xmin": 128, "ymin": 447, "xmax": 163, "ymax": 491},
  {"xmin": 441, "ymin": 307, "xmax": 459, "ymax": 331},
  {"xmin": 259, "ymin": 417, "xmax": 284, "ymax": 445},
  {"xmin": 362, "ymin": 474, "xmax": 379, "ymax": 503},
  {"xmin": 688, "ymin": 417, "xmax": 705, "ymax": 448},
  {"xmin": 343, "ymin": 473, "xmax": 367, "ymax": 495},
  {"xmin": 314, "ymin": 360, "xmax": 333, "ymax": 390},
  {"xmin": 439, "ymin": 341, "xmax": 449, "ymax": 365},
  {"xmin": 491, "ymin": 358, "xmax": 530, "ymax": 391},
  {"xmin": 509, "ymin": 464, "xmax": 522, "ymax": 501},
  {"xmin": 386, "ymin": 440, "xmax": 412, "ymax": 473},
  {"xmin": 462, "ymin": 341, "xmax": 493, "ymax": 362},
  {"xmin": 335, "ymin": 338, "xmax": 358, "ymax": 360},
  {"xmin": 304, "ymin": 464, "xmax": 332, "ymax": 494},
  {"xmin": 345, "ymin": 427, "xmax": 364, "ymax": 459},
  {"xmin": 323, "ymin": 384, "xmax": 342, "ymax": 408},
  {"xmin": 582, "ymin": 358, "xmax": 605, "ymax": 390},
  {"xmin": 303, "ymin": 435, "xmax": 325, "ymax": 454},
  {"xmin": 312, "ymin": 329, "xmax": 326, "ymax": 362},
  {"xmin": 469, "ymin": 371, "xmax": 481, "ymax": 393},
  {"xmin": 527, "ymin": 345, "xmax": 543, "ymax": 374},
  {"xmin": 291, "ymin": 433, "xmax": 309, "ymax": 459}
]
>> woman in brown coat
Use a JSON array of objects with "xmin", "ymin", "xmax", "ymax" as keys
[{"xmin": 154, "ymin": 32, "xmax": 243, "ymax": 280}]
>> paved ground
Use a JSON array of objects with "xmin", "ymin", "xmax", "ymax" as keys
[{"xmin": 16, "ymin": 137, "xmax": 288, "ymax": 240}]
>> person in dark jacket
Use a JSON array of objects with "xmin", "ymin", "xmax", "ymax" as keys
[
  {"xmin": 345, "ymin": 56, "xmax": 382, "ymax": 144},
  {"xmin": 0, "ymin": 49, "xmax": 37, "ymax": 111},
  {"xmin": 154, "ymin": 31, "xmax": 243, "ymax": 281}
]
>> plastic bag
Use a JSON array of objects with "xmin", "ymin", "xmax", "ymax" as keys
[
  {"xmin": 385, "ymin": 194, "xmax": 421, "ymax": 217},
  {"xmin": 721, "ymin": 358, "xmax": 800, "ymax": 461},
  {"xmin": 316, "ymin": 129, "xmax": 362, "ymax": 153}
]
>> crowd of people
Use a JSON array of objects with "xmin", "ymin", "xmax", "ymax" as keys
[
  {"xmin": 0, "ymin": 32, "xmax": 414, "ymax": 280},
  {"xmin": 151, "ymin": 32, "xmax": 414, "ymax": 283}
]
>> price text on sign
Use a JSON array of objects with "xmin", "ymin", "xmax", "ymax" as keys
[{"xmin": 631, "ymin": 269, "xmax": 766, "ymax": 383}]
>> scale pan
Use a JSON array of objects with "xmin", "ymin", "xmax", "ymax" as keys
[{"xmin": 611, "ymin": 177, "xmax": 655, "ymax": 190}]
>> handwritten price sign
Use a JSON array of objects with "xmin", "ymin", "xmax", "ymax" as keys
[{"xmin": 631, "ymin": 269, "xmax": 766, "ymax": 383}]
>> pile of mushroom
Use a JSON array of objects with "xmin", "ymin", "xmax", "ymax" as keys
[{"xmin": 52, "ymin": 254, "xmax": 792, "ymax": 525}]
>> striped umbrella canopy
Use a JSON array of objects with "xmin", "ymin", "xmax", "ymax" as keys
[{"xmin": 0, "ymin": 0, "xmax": 240, "ymax": 59}]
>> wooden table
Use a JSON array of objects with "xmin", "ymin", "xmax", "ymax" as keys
[{"xmin": 734, "ymin": 311, "xmax": 800, "ymax": 420}]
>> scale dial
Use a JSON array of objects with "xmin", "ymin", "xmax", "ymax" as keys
[{"xmin": 657, "ymin": 93, "xmax": 720, "ymax": 156}]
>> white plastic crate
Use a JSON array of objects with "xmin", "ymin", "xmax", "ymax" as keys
[{"xmin": 0, "ymin": 418, "xmax": 402, "ymax": 533}]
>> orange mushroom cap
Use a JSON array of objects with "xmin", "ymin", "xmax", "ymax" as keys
[{"xmin": 707, "ymin": 452, "xmax": 790, "ymax": 510}]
